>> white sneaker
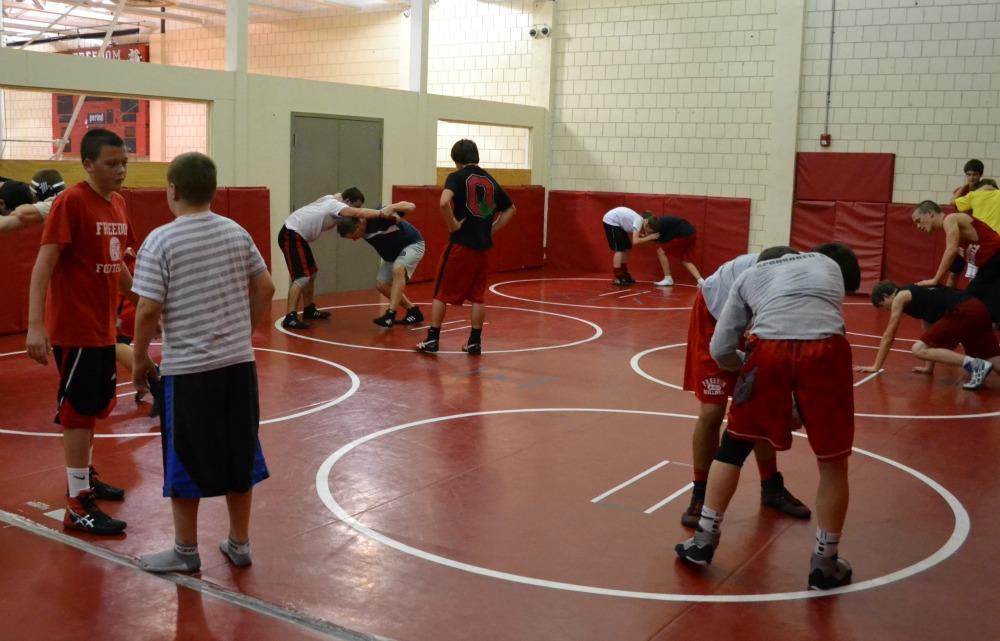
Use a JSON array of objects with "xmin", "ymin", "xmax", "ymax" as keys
[{"xmin": 654, "ymin": 276, "xmax": 674, "ymax": 287}]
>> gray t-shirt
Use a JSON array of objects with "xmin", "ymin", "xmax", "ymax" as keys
[
  {"xmin": 710, "ymin": 252, "xmax": 845, "ymax": 371},
  {"xmin": 133, "ymin": 212, "xmax": 267, "ymax": 376},
  {"xmin": 701, "ymin": 253, "xmax": 759, "ymax": 320}
]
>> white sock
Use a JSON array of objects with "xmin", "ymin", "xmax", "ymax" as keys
[
  {"xmin": 698, "ymin": 506, "xmax": 724, "ymax": 533},
  {"xmin": 814, "ymin": 529, "xmax": 841, "ymax": 558},
  {"xmin": 67, "ymin": 467, "xmax": 90, "ymax": 497}
]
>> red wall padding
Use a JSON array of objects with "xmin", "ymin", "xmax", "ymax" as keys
[
  {"xmin": 0, "ymin": 187, "xmax": 271, "ymax": 335},
  {"xmin": 546, "ymin": 190, "xmax": 751, "ymax": 283},
  {"xmin": 834, "ymin": 202, "xmax": 887, "ymax": 293},
  {"xmin": 790, "ymin": 201, "xmax": 887, "ymax": 292},
  {"xmin": 795, "ymin": 152, "xmax": 895, "ymax": 202},
  {"xmin": 704, "ymin": 197, "xmax": 752, "ymax": 275},
  {"xmin": 391, "ymin": 185, "xmax": 545, "ymax": 284}
]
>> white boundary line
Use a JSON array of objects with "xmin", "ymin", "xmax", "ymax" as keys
[
  {"xmin": 489, "ymin": 277, "xmax": 694, "ymax": 311},
  {"xmin": 629, "ymin": 344, "xmax": 998, "ymax": 420},
  {"xmin": 408, "ymin": 320, "xmax": 463, "ymax": 332},
  {"xmin": 644, "ymin": 483, "xmax": 695, "ymax": 515},
  {"xmin": 274, "ymin": 303, "xmax": 604, "ymax": 354},
  {"xmin": 846, "ymin": 330, "xmax": 918, "ymax": 343},
  {"xmin": 1, "ymin": 350, "xmax": 26, "ymax": 357},
  {"xmin": 0, "ymin": 509, "xmax": 393, "ymax": 641},
  {"xmin": 617, "ymin": 290, "xmax": 653, "ymax": 299},
  {"xmin": 0, "ymin": 347, "xmax": 360, "ymax": 440},
  {"xmin": 853, "ymin": 370, "xmax": 884, "ymax": 388},
  {"xmin": 598, "ymin": 289, "xmax": 630, "ymax": 297},
  {"xmin": 590, "ymin": 460, "xmax": 670, "ymax": 503},
  {"xmin": 317, "ymin": 407, "xmax": 970, "ymax": 603}
]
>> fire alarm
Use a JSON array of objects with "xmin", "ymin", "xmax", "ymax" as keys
[{"xmin": 820, "ymin": 133, "xmax": 832, "ymax": 147}]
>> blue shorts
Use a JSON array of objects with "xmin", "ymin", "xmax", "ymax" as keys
[{"xmin": 160, "ymin": 361, "xmax": 269, "ymax": 498}]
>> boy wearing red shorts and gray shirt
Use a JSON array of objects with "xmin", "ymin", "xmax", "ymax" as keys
[
  {"xmin": 25, "ymin": 128, "xmax": 134, "ymax": 535},
  {"xmin": 643, "ymin": 215, "xmax": 705, "ymax": 287},
  {"xmin": 417, "ymin": 139, "xmax": 515, "ymax": 355},
  {"xmin": 680, "ymin": 247, "xmax": 810, "ymax": 529},
  {"xmin": 676, "ymin": 243, "xmax": 861, "ymax": 591},
  {"xmin": 131, "ymin": 152, "xmax": 275, "ymax": 572}
]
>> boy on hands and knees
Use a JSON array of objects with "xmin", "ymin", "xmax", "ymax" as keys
[
  {"xmin": 132, "ymin": 152, "xmax": 275, "ymax": 572},
  {"xmin": 680, "ymin": 246, "xmax": 810, "ymax": 529},
  {"xmin": 278, "ymin": 187, "xmax": 400, "ymax": 329},
  {"xmin": 417, "ymin": 139, "xmax": 515, "ymax": 355},
  {"xmin": 25, "ymin": 129, "xmax": 133, "ymax": 535},
  {"xmin": 336, "ymin": 201, "xmax": 425, "ymax": 328},
  {"xmin": 675, "ymin": 243, "xmax": 861, "ymax": 590},
  {"xmin": 859, "ymin": 281, "xmax": 998, "ymax": 390}
]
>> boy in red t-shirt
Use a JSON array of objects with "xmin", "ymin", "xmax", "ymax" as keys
[{"xmin": 26, "ymin": 129, "xmax": 135, "ymax": 536}]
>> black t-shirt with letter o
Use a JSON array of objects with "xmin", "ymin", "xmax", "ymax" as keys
[{"xmin": 444, "ymin": 165, "xmax": 513, "ymax": 250}]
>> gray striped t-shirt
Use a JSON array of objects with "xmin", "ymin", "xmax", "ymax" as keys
[{"xmin": 133, "ymin": 212, "xmax": 267, "ymax": 376}]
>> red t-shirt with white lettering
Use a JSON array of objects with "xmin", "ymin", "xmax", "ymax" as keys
[{"xmin": 40, "ymin": 181, "xmax": 130, "ymax": 347}]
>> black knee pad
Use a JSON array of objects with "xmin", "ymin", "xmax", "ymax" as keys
[{"xmin": 715, "ymin": 431, "xmax": 754, "ymax": 467}]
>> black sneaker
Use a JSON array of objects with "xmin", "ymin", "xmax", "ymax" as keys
[
  {"xmin": 302, "ymin": 305, "xmax": 331, "ymax": 320},
  {"xmin": 463, "ymin": 343, "xmax": 482, "ymax": 356},
  {"xmin": 622, "ymin": 274, "xmax": 637, "ymax": 285},
  {"xmin": 808, "ymin": 555, "xmax": 853, "ymax": 590},
  {"xmin": 373, "ymin": 309, "xmax": 396, "ymax": 328},
  {"xmin": 400, "ymin": 306, "xmax": 424, "ymax": 325},
  {"xmin": 680, "ymin": 495, "xmax": 704, "ymax": 529},
  {"xmin": 63, "ymin": 490, "xmax": 126, "ymax": 535},
  {"xmin": 416, "ymin": 338, "xmax": 439, "ymax": 353},
  {"xmin": 282, "ymin": 314, "xmax": 310, "ymax": 330},
  {"xmin": 89, "ymin": 467, "xmax": 125, "ymax": 501},
  {"xmin": 612, "ymin": 277, "xmax": 630, "ymax": 287},
  {"xmin": 675, "ymin": 526, "xmax": 719, "ymax": 566},
  {"xmin": 761, "ymin": 472, "xmax": 811, "ymax": 519}
]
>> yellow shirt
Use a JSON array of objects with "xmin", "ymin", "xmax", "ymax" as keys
[{"xmin": 954, "ymin": 189, "xmax": 1000, "ymax": 235}]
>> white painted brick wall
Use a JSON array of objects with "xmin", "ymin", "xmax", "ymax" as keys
[
  {"xmin": 798, "ymin": 0, "xmax": 1000, "ymax": 204},
  {"xmin": 427, "ymin": 0, "xmax": 534, "ymax": 106},
  {"xmin": 437, "ymin": 121, "xmax": 531, "ymax": 169},
  {"xmin": 552, "ymin": 0, "xmax": 777, "ymax": 247}
]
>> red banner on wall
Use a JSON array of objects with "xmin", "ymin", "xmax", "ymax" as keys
[{"xmin": 51, "ymin": 44, "xmax": 150, "ymax": 158}]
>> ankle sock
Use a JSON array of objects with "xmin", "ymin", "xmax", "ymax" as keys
[
  {"xmin": 814, "ymin": 529, "xmax": 841, "ymax": 558},
  {"xmin": 67, "ymin": 467, "xmax": 90, "ymax": 497},
  {"xmin": 698, "ymin": 506, "xmax": 724, "ymax": 534},
  {"xmin": 220, "ymin": 537, "xmax": 253, "ymax": 567},
  {"xmin": 139, "ymin": 544, "xmax": 201, "ymax": 573}
]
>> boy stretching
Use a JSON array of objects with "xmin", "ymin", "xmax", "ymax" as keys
[
  {"xmin": 858, "ymin": 281, "xmax": 997, "ymax": 390},
  {"xmin": 643, "ymin": 214, "xmax": 705, "ymax": 287},
  {"xmin": 680, "ymin": 246, "xmax": 810, "ymax": 528},
  {"xmin": 132, "ymin": 152, "xmax": 275, "ymax": 572},
  {"xmin": 675, "ymin": 243, "xmax": 861, "ymax": 591},
  {"xmin": 416, "ymin": 139, "xmax": 515, "ymax": 355},
  {"xmin": 336, "ymin": 201, "xmax": 425, "ymax": 327},
  {"xmin": 601, "ymin": 206, "xmax": 657, "ymax": 286}
]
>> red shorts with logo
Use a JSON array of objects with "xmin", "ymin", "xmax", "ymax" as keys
[
  {"xmin": 727, "ymin": 335, "xmax": 854, "ymax": 461},
  {"xmin": 433, "ymin": 243, "xmax": 489, "ymax": 305},
  {"xmin": 662, "ymin": 234, "xmax": 696, "ymax": 263},
  {"xmin": 921, "ymin": 298, "xmax": 1000, "ymax": 359},
  {"xmin": 683, "ymin": 291, "xmax": 738, "ymax": 404}
]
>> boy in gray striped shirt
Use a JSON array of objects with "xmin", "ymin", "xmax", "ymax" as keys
[{"xmin": 132, "ymin": 152, "xmax": 275, "ymax": 573}]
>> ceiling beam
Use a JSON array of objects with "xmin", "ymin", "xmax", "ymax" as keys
[{"xmin": 42, "ymin": 0, "xmax": 205, "ymax": 25}]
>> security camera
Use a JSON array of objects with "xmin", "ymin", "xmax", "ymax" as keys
[{"xmin": 529, "ymin": 24, "xmax": 551, "ymax": 39}]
